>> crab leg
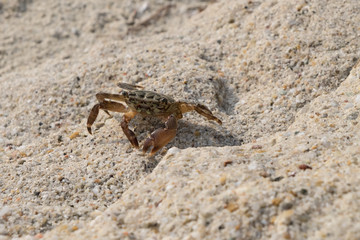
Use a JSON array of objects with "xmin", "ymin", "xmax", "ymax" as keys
[
  {"xmin": 95, "ymin": 92, "xmax": 127, "ymax": 102},
  {"xmin": 143, "ymin": 115, "xmax": 177, "ymax": 156},
  {"xmin": 179, "ymin": 102, "xmax": 222, "ymax": 125},
  {"xmin": 121, "ymin": 111, "xmax": 139, "ymax": 148},
  {"xmin": 87, "ymin": 94, "xmax": 128, "ymax": 134}
]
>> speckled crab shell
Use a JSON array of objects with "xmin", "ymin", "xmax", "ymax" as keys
[{"xmin": 122, "ymin": 90, "xmax": 176, "ymax": 116}]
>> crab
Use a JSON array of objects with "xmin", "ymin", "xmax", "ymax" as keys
[{"xmin": 87, "ymin": 82, "xmax": 222, "ymax": 155}]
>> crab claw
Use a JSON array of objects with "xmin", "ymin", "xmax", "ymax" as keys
[
  {"xmin": 87, "ymin": 104, "xmax": 100, "ymax": 134},
  {"xmin": 143, "ymin": 115, "xmax": 177, "ymax": 156},
  {"xmin": 194, "ymin": 104, "xmax": 222, "ymax": 125},
  {"xmin": 121, "ymin": 112, "xmax": 140, "ymax": 149}
]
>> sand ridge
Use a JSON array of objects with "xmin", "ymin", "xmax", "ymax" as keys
[{"xmin": 0, "ymin": 0, "xmax": 360, "ymax": 239}]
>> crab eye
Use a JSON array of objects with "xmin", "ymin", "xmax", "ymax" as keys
[
  {"xmin": 121, "ymin": 91, "xmax": 129, "ymax": 98},
  {"xmin": 161, "ymin": 98, "xmax": 168, "ymax": 104}
]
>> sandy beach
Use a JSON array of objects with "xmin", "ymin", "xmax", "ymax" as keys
[{"xmin": 1, "ymin": 0, "xmax": 360, "ymax": 239}]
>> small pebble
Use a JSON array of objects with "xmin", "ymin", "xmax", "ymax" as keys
[
  {"xmin": 355, "ymin": 94, "xmax": 360, "ymax": 104},
  {"xmin": 330, "ymin": 100, "xmax": 339, "ymax": 107},
  {"xmin": 299, "ymin": 164, "xmax": 312, "ymax": 170},
  {"xmin": 17, "ymin": 159, "xmax": 25, "ymax": 165},
  {"xmin": 271, "ymin": 176, "xmax": 284, "ymax": 182},
  {"xmin": 288, "ymin": 171, "xmax": 296, "ymax": 177},
  {"xmin": 166, "ymin": 147, "xmax": 180, "ymax": 158},
  {"xmin": 223, "ymin": 160, "xmax": 233, "ymax": 167},
  {"xmin": 344, "ymin": 103, "xmax": 354, "ymax": 110},
  {"xmin": 347, "ymin": 112, "xmax": 359, "ymax": 120},
  {"xmin": 225, "ymin": 202, "xmax": 239, "ymax": 212},
  {"xmin": 295, "ymin": 144, "xmax": 308, "ymax": 153},
  {"xmin": 251, "ymin": 145, "xmax": 262, "ymax": 150},
  {"xmin": 259, "ymin": 171, "xmax": 270, "ymax": 178},
  {"xmin": 320, "ymin": 137, "xmax": 331, "ymax": 148},
  {"xmin": 272, "ymin": 197, "xmax": 282, "ymax": 206},
  {"xmin": 281, "ymin": 202, "xmax": 293, "ymax": 210},
  {"xmin": 0, "ymin": 206, "xmax": 12, "ymax": 219},
  {"xmin": 69, "ymin": 131, "xmax": 80, "ymax": 140},
  {"xmin": 194, "ymin": 130, "xmax": 201, "ymax": 137},
  {"xmin": 248, "ymin": 161, "xmax": 258, "ymax": 170},
  {"xmin": 219, "ymin": 175, "xmax": 227, "ymax": 185}
]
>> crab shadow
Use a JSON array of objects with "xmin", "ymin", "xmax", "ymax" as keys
[
  {"xmin": 125, "ymin": 116, "xmax": 244, "ymax": 152},
  {"xmin": 92, "ymin": 115, "xmax": 243, "ymax": 172},
  {"xmin": 96, "ymin": 115, "xmax": 243, "ymax": 156},
  {"xmin": 171, "ymin": 120, "xmax": 243, "ymax": 149}
]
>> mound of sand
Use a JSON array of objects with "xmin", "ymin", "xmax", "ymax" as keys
[{"xmin": 1, "ymin": 0, "xmax": 360, "ymax": 239}]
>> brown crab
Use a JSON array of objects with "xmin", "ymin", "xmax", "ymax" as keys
[{"xmin": 87, "ymin": 83, "xmax": 222, "ymax": 155}]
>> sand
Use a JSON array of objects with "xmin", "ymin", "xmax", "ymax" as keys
[{"xmin": 1, "ymin": 0, "xmax": 360, "ymax": 239}]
